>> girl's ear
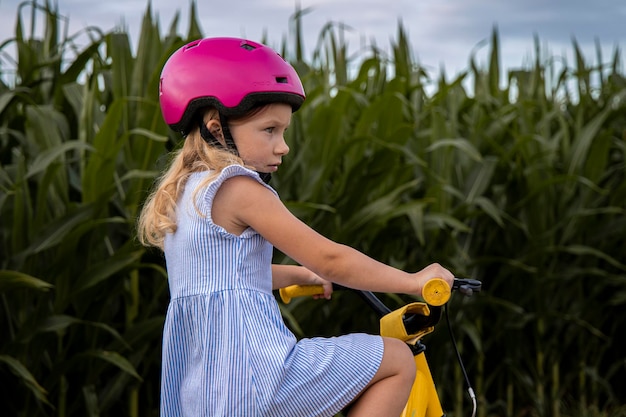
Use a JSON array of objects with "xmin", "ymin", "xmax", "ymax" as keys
[{"xmin": 206, "ymin": 119, "xmax": 225, "ymax": 143}]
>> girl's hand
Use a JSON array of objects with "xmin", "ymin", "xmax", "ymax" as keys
[
  {"xmin": 412, "ymin": 263, "xmax": 455, "ymax": 295},
  {"xmin": 271, "ymin": 264, "xmax": 333, "ymax": 300},
  {"xmin": 305, "ymin": 269, "xmax": 333, "ymax": 300}
]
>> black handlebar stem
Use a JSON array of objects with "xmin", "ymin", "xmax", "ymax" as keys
[{"xmin": 332, "ymin": 278, "xmax": 482, "ymax": 332}]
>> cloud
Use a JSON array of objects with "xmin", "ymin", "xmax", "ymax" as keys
[{"xmin": 0, "ymin": 0, "xmax": 624, "ymax": 77}]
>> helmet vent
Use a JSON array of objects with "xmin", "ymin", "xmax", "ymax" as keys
[
  {"xmin": 275, "ymin": 77, "xmax": 288, "ymax": 84},
  {"xmin": 240, "ymin": 43, "xmax": 256, "ymax": 51},
  {"xmin": 184, "ymin": 40, "xmax": 201, "ymax": 50}
]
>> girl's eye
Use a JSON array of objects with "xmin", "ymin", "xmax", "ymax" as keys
[{"xmin": 265, "ymin": 127, "xmax": 275, "ymax": 133}]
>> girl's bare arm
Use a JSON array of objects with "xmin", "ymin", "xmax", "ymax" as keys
[{"xmin": 212, "ymin": 176, "xmax": 454, "ymax": 296}]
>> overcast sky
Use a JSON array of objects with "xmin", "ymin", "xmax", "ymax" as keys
[{"xmin": 0, "ymin": 0, "xmax": 624, "ymax": 79}]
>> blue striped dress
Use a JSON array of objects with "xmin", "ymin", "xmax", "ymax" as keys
[{"xmin": 161, "ymin": 165, "xmax": 384, "ymax": 416}]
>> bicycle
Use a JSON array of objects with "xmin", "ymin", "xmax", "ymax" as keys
[{"xmin": 279, "ymin": 277, "xmax": 482, "ymax": 417}]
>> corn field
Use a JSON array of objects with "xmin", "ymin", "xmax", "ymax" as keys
[{"xmin": 1, "ymin": 1, "xmax": 625, "ymax": 416}]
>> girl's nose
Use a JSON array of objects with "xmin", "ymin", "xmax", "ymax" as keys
[{"xmin": 276, "ymin": 137, "xmax": 290, "ymax": 155}]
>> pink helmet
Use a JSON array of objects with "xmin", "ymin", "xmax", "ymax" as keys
[{"xmin": 159, "ymin": 37, "xmax": 306, "ymax": 133}]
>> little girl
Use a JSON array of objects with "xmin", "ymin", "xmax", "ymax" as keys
[{"xmin": 138, "ymin": 37, "xmax": 454, "ymax": 417}]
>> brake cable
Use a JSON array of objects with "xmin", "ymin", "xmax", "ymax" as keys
[{"xmin": 444, "ymin": 294, "xmax": 478, "ymax": 417}]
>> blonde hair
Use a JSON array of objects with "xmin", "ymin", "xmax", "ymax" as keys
[{"xmin": 137, "ymin": 108, "xmax": 244, "ymax": 249}]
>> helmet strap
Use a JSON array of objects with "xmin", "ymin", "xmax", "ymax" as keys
[
  {"xmin": 258, "ymin": 172, "xmax": 272, "ymax": 184},
  {"xmin": 197, "ymin": 115, "xmax": 272, "ymax": 184},
  {"xmin": 218, "ymin": 113, "xmax": 239, "ymax": 152}
]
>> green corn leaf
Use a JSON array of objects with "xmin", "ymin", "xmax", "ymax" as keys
[
  {"xmin": 22, "ymin": 315, "xmax": 131, "ymax": 349},
  {"xmin": 426, "ymin": 138, "xmax": 483, "ymax": 163},
  {"xmin": 83, "ymin": 350, "xmax": 142, "ymax": 381},
  {"xmin": 0, "ymin": 270, "xmax": 53, "ymax": 292},
  {"xmin": 20, "ymin": 204, "xmax": 95, "ymax": 255},
  {"xmin": 73, "ymin": 250, "xmax": 144, "ymax": 294},
  {"xmin": 25, "ymin": 141, "xmax": 94, "ymax": 179},
  {"xmin": 0, "ymin": 355, "xmax": 50, "ymax": 405}
]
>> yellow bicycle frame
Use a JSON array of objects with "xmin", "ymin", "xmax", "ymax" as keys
[
  {"xmin": 280, "ymin": 280, "xmax": 454, "ymax": 417},
  {"xmin": 380, "ymin": 302, "xmax": 445, "ymax": 417}
]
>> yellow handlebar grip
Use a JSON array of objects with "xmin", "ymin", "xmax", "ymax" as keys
[
  {"xmin": 421, "ymin": 278, "xmax": 451, "ymax": 306},
  {"xmin": 279, "ymin": 285, "xmax": 325, "ymax": 304}
]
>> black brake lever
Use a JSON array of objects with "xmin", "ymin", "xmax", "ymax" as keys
[{"xmin": 452, "ymin": 278, "xmax": 482, "ymax": 296}]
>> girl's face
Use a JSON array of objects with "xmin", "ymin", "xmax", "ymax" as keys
[{"xmin": 229, "ymin": 103, "xmax": 292, "ymax": 174}]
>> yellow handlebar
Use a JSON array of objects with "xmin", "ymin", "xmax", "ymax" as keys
[
  {"xmin": 279, "ymin": 278, "xmax": 452, "ymax": 305},
  {"xmin": 421, "ymin": 278, "xmax": 451, "ymax": 306},
  {"xmin": 279, "ymin": 284, "xmax": 325, "ymax": 304}
]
